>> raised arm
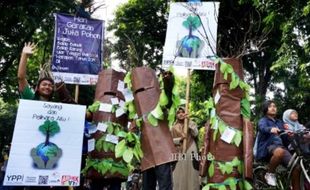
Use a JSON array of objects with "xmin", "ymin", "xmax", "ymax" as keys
[{"xmin": 17, "ymin": 42, "xmax": 36, "ymax": 92}]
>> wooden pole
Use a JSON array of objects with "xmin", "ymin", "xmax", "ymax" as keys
[
  {"xmin": 182, "ymin": 69, "xmax": 191, "ymax": 153},
  {"xmin": 75, "ymin": 84, "xmax": 79, "ymax": 103}
]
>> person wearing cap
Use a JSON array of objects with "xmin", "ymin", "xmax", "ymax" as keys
[
  {"xmin": 171, "ymin": 107, "xmax": 199, "ymax": 190},
  {"xmin": 18, "ymin": 42, "xmax": 54, "ymax": 101}
]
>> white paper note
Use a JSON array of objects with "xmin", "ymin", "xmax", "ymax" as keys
[
  {"xmin": 97, "ymin": 122, "xmax": 108, "ymax": 132},
  {"xmin": 117, "ymin": 80, "xmax": 125, "ymax": 92},
  {"xmin": 150, "ymin": 109, "xmax": 161, "ymax": 119},
  {"xmin": 123, "ymin": 89, "xmax": 134, "ymax": 102},
  {"xmin": 105, "ymin": 134, "xmax": 119, "ymax": 144},
  {"xmin": 211, "ymin": 109, "xmax": 216, "ymax": 117},
  {"xmin": 99, "ymin": 103, "xmax": 113, "ymax": 112},
  {"xmin": 220, "ymin": 128, "xmax": 236, "ymax": 144},
  {"xmin": 88, "ymin": 139, "xmax": 95, "ymax": 152},
  {"xmin": 119, "ymin": 100, "xmax": 125, "ymax": 108},
  {"xmin": 214, "ymin": 90, "xmax": 221, "ymax": 104},
  {"xmin": 115, "ymin": 107, "xmax": 125, "ymax": 117},
  {"xmin": 111, "ymin": 98, "xmax": 119, "ymax": 105},
  {"xmin": 213, "ymin": 119, "xmax": 219, "ymax": 130}
]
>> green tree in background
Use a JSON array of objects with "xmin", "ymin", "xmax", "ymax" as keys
[
  {"xmin": 0, "ymin": 99, "xmax": 17, "ymax": 151},
  {"xmin": 0, "ymin": 0, "xmax": 77, "ymax": 103},
  {"xmin": 108, "ymin": 0, "xmax": 168, "ymax": 70},
  {"xmin": 252, "ymin": 0, "xmax": 310, "ymax": 122}
]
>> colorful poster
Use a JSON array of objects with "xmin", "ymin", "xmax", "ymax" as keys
[
  {"xmin": 52, "ymin": 13, "xmax": 104, "ymax": 85},
  {"xmin": 162, "ymin": 2, "xmax": 219, "ymax": 70},
  {"xmin": 3, "ymin": 100, "xmax": 86, "ymax": 186}
]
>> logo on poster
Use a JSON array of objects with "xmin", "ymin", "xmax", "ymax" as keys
[
  {"xmin": 6, "ymin": 174, "xmax": 24, "ymax": 183},
  {"xmin": 61, "ymin": 175, "xmax": 79, "ymax": 186}
]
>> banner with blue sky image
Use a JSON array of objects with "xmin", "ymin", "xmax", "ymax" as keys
[{"xmin": 162, "ymin": 2, "xmax": 219, "ymax": 70}]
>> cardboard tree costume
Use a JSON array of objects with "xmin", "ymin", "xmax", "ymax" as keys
[
  {"xmin": 84, "ymin": 69, "xmax": 141, "ymax": 180},
  {"xmin": 130, "ymin": 67, "xmax": 177, "ymax": 171},
  {"xmin": 200, "ymin": 58, "xmax": 254, "ymax": 188}
]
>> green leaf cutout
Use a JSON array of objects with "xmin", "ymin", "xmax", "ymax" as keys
[
  {"xmin": 208, "ymin": 161, "xmax": 215, "ymax": 177},
  {"xmin": 123, "ymin": 149, "xmax": 133, "ymax": 163},
  {"xmin": 241, "ymin": 98, "xmax": 251, "ymax": 118},
  {"xmin": 115, "ymin": 139, "xmax": 126, "ymax": 158},
  {"xmin": 244, "ymin": 180, "xmax": 253, "ymax": 190},
  {"xmin": 233, "ymin": 131, "xmax": 242, "ymax": 147},
  {"xmin": 147, "ymin": 113, "xmax": 158, "ymax": 127}
]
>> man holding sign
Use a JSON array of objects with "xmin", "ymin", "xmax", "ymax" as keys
[{"xmin": 12, "ymin": 42, "xmax": 83, "ymax": 190}]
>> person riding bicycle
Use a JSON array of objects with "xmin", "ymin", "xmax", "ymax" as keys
[
  {"xmin": 283, "ymin": 109, "xmax": 304, "ymax": 132},
  {"xmin": 283, "ymin": 109, "xmax": 310, "ymax": 154},
  {"xmin": 255, "ymin": 100, "xmax": 300, "ymax": 189}
]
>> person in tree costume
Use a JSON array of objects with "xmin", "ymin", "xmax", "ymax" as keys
[
  {"xmin": 199, "ymin": 58, "xmax": 254, "ymax": 189},
  {"xmin": 129, "ymin": 67, "xmax": 178, "ymax": 190},
  {"xmin": 83, "ymin": 69, "xmax": 143, "ymax": 190}
]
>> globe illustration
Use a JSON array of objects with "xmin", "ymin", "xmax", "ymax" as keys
[
  {"xmin": 32, "ymin": 120, "xmax": 62, "ymax": 169},
  {"xmin": 35, "ymin": 142, "xmax": 60, "ymax": 165},
  {"xmin": 179, "ymin": 35, "xmax": 202, "ymax": 58}
]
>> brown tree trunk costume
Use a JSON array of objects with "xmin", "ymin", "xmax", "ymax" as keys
[
  {"xmin": 200, "ymin": 58, "xmax": 254, "ymax": 184},
  {"xmin": 87, "ymin": 69, "xmax": 128, "ymax": 180},
  {"xmin": 131, "ymin": 67, "xmax": 177, "ymax": 171}
]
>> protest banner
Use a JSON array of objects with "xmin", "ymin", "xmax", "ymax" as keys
[
  {"xmin": 162, "ymin": 2, "xmax": 219, "ymax": 70},
  {"xmin": 3, "ymin": 100, "xmax": 86, "ymax": 186},
  {"xmin": 52, "ymin": 13, "xmax": 104, "ymax": 85}
]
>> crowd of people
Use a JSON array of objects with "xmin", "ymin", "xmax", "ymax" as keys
[{"xmin": 0, "ymin": 42, "xmax": 310, "ymax": 190}]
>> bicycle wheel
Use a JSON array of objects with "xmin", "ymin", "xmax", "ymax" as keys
[
  {"xmin": 300, "ymin": 171, "xmax": 310, "ymax": 190},
  {"xmin": 300, "ymin": 158, "xmax": 310, "ymax": 190}
]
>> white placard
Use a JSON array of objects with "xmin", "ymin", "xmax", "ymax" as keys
[
  {"xmin": 117, "ymin": 80, "xmax": 125, "ymax": 92},
  {"xmin": 162, "ymin": 2, "xmax": 219, "ymax": 70},
  {"xmin": 214, "ymin": 90, "xmax": 221, "ymax": 104},
  {"xmin": 220, "ymin": 128, "xmax": 236, "ymax": 144},
  {"xmin": 115, "ymin": 108, "xmax": 125, "ymax": 117},
  {"xmin": 111, "ymin": 98, "xmax": 119, "ymax": 105},
  {"xmin": 88, "ymin": 139, "xmax": 95, "ymax": 152},
  {"xmin": 97, "ymin": 122, "xmax": 108, "ymax": 132},
  {"xmin": 105, "ymin": 134, "xmax": 119, "ymax": 144},
  {"xmin": 4, "ymin": 100, "xmax": 85, "ymax": 186},
  {"xmin": 99, "ymin": 103, "xmax": 113, "ymax": 112}
]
